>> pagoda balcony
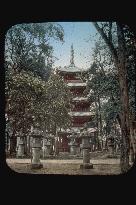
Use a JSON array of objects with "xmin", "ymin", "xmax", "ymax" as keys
[
  {"xmin": 72, "ymin": 123, "xmax": 86, "ymax": 127},
  {"xmin": 70, "ymin": 91, "xmax": 86, "ymax": 97},
  {"xmin": 71, "ymin": 108, "xmax": 90, "ymax": 112},
  {"xmin": 65, "ymin": 79, "xmax": 85, "ymax": 84},
  {"xmin": 71, "ymin": 117, "xmax": 93, "ymax": 125},
  {"xmin": 71, "ymin": 116, "xmax": 92, "ymax": 124}
]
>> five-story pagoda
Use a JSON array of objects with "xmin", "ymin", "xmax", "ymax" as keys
[{"xmin": 56, "ymin": 45, "xmax": 96, "ymax": 153}]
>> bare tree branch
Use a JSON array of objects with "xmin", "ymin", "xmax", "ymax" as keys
[
  {"xmin": 108, "ymin": 22, "xmax": 112, "ymax": 43},
  {"xmin": 93, "ymin": 22, "xmax": 118, "ymax": 64}
]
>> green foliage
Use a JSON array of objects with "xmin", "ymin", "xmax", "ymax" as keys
[
  {"xmin": 5, "ymin": 22, "xmax": 64, "ymax": 81},
  {"xmin": 44, "ymin": 73, "xmax": 72, "ymax": 134},
  {"xmin": 86, "ymin": 36, "xmax": 121, "ymax": 136},
  {"xmin": 6, "ymin": 71, "xmax": 72, "ymax": 136},
  {"xmin": 6, "ymin": 70, "xmax": 46, "ymax": 134},
  {"xmin": 87, "ymin": 23, "xmax": 135, "ymax": 139},
  {"xmin": 123, "ymin": 25, "xmax": 136, "ymax": 119},
  {"xmin": 5, "ymin": 22, "xmax": 73, "ymax": 139}
]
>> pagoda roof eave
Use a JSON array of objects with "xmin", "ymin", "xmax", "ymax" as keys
[
  {"xmin": 72, "ymin": 97, "xmax": 89, "ymax": 101},
  {"xmin": 67, "ymin": 82, "xmax": 87, "ymax": 87},
  {"xmin": 69, "ymin": 112, "xmax": 94, "ymax": 116},
  {"xmin": 57, "ymin": 127, "xmax": 97, "ymax": 134},
  {"xmin": 58, "ymin": 69, "xmax": 88, "ymax": 73},
  {"xmin": 56, "ymin": 65, "xmax": 89, "ymax": 74}
]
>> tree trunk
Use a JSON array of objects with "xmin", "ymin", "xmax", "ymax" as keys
[
  {"xmin": 129, "ymin": 120, "xmax": 136, "ymax": 162},
  {"xmin": 98, "ymin": 95, "xmax": 103, "ymax": 150},
  {"xmin": 27, "ymin": 135, "xmax": 31, "ymax": 156},
  {"xmin": 54, "ymin": 137, "xmax": 59, "ymax": 155},
  {"xmin": 54, "ymin": 126, "xmax": 59, "ymax": 155},
  {"xmin": 134, "ymin": 43, "xmax": 136, "ymax": 121},
  {"xmin": 94, "ymin": 97, "xmax": 99, "ymax": 138},
  {"xmin": 117, "ymin": 23, "xmax": 130, "ymax": 173},
  {"xmin": 9, "ymin": 131, "xmax": 17, "ymax": 156},
  {"xmin": 5, "ymin": 131, "xmax": 9, "ymax": 152},
  {"xmin": 93, "ymin": 22, "xmax": 131, "ymax": 173},
  {"xmin": 24, "ymin": 136, "xmax": 27, "ymax": 156}
]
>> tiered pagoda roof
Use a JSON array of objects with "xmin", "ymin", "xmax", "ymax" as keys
[{"xmin": 56, "ymin": 44, "xmax": 96, "ymax": 134}]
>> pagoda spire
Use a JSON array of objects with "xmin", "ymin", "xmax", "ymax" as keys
[{"xmin": 70, "ymin": 44, "xmax": 75, "ymax": 65}]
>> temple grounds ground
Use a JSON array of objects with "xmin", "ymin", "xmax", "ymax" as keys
[
  {"xmin": 6, "ymin": 152, "xmax": 134, "ymax": 175},
  {"xmin": 7, "ymin": 158, "xmax": 121, "ymax": 175}
]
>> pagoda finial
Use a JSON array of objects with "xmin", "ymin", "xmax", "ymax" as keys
[{"xmin": 70, "ymin": 44, "xmax": 74, "ymax": 65}]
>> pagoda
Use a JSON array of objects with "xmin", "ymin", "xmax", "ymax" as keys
[{"xmin": 56, "ymin": 44, "xmax": 96, "ymax": 152}]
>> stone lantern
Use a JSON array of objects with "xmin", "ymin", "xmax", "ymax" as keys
[
  {"xmin": 79, "ymin": 124, "xmax": 93, "ymax": 169},
  {"xmin": 43, "ymin": 133, "xmax": 54, "ymax": 158},
  {"xmin": 30, "ymin": 127, "xmax": 43, "ymax": 169},
  {"xmin": 107, "ymin": 134, "xmax": 115, "ymax": 157},
  {"xmin": 68, "ymin": 132, "xmax": 78, "ymax": 155},
  {"xmin": 16, "ymin": 132, "xmax": 25, "ymax": 158}
]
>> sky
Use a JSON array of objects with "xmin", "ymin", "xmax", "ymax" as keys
[{"xmin": 49, "ymin": 22, "xmax": 98, "ymax": 69}]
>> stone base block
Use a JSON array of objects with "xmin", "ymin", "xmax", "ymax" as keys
[
  {"xmin": 80, "ymin": 163, "xmax": 93, "ymax": 169},
  {"xmin": 31, "ymin": 163, "xmax": 43, "ymax": 169}
]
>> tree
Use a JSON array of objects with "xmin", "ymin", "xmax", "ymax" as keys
[
  {"xmin": 93, "ymin": 22, "xmax": 132, "ymax": 172},
  {"xmin": 6, "ymin": 69, "xmax": 47, "ymax": 154},
  {"xmin": 43, "ymin": 72, "xmax": 72, "ymax": 134},
  {"xmin": 41, "ymin": 72, "xmax": 72, "ymax": 155},
  {"xmin": 5, "ymin": 22, "xmax": 65, "ymax": 155},
  {"xmin": 5, "ymin": 22, "xmax": 64, "ymax": 81},
  {"xmin": 123, "ymin": 25, "xmax": 136, "ymax": 120},
  {"xmin": 6, "ymin": 70, "xmax": 72, "ymax": 156},
  {"xmin": 84, "ymin": 37, "xmax": 121, "ymax": 151}
]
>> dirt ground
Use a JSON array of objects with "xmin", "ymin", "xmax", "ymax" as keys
[
  {"xmin": 7, "ymin": 162, "xmax": 121, "ymax": 175},
  {"xmin": 6, "ymin": 152, "xmax": 133, "ymax": 175}
]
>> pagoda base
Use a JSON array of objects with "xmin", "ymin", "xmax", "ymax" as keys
[
  {"xmin": 31, "ymin": 163, "xmax": 43, "ymax": 169},
  {"xmin": 80, "ymin": 163, "xmax": 93, "ymax": 169}
]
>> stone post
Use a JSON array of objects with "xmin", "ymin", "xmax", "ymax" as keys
[
  {"xmin": 79, "ymin": 126, "xmax": 93, "ymax": 169},
  {"xmin": 43, "ymin": 139, "xmax": 52, "ymax": 158},
  {"xmin": 68, "ymin": 133, "xmax": 78, "ymax": 155},
  {"xmin": 27, "ymin": 135, "xmax": 31, "ymax": 156},
  {"xmin": 69, "ymin": 141, "xmax": 78, "ymax": 155},
  {"xmin": 16, "ymin": 136, "xmax": 25, "ymax": 158},
  {"xmin": 80, "ymin": 146, "xmax": 83, "ymax": 157},
  {"xmin": 31, "ymin": 130, "xmax": 43, "ymax": 169},
  {"xmin": 107, "ymin": 135, "xmax": 115, "ymax": 157}
]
